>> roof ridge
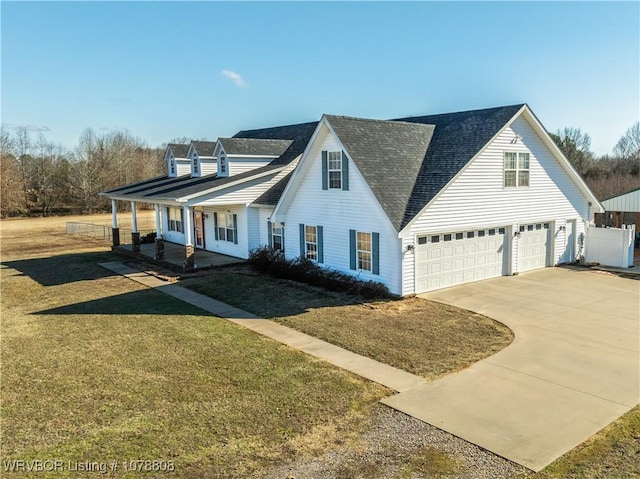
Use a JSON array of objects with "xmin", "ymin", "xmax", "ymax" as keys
[
  {"xmin": 395, "ymin": 103, "xmax": 526, "ymax": 121},
  {"xmin": 325, "ymin": 114, "xmax": 435, "ymax": 129}
]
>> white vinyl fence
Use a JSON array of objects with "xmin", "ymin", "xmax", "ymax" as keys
[{"xmin": 584, "ymin": 224, "xmax": 636, "ymax": 268}]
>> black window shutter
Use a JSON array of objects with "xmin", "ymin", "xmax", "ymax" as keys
[
  {"xmin": 233, "ymin": 214, "xmax": 238, "ymax": 244},
  {"xmin": 213, "ymin": 212, "xmax": 219, "ymax": 240},
  {"xmin": 372, "ymin": 232, "xmax": 380, "ymax": 275},
  {"xmin": 342, "ymin": 151, "xmax": 349, "ymax": 191},
  {"xmin": 321, "ymin": 151, "xmax": 328, "ymax": 190},
  {"xmin": 299, "ymin": 223, "xmax": 305, "ymax": 257},
  {"xmin": 349, "ymin": 229, "xmax": 357, "ymax": 270},
  {"xmin": 267, "ymin": 221, "xmax": 273, "ymax": 248},
  {"xmin": 317, "ymin": 225, "xmax": 324, "ymax": 264}
]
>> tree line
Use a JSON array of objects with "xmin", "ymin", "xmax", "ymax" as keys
[
  {"xmin": 0, "ymin": 122, "xmax": 638, "ymax": 218},
  {"xmin": 1, "ymin": 127, "xmax": 165, "ymax": 217}
]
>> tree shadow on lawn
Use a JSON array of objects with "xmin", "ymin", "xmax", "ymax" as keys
[
  {"xmin": 34, "ymin": 289, "xmax": 215, "ymax": 317},
  {"xmin": 1, "ymin": 251, "xmax": 118, "ymax": 286}
]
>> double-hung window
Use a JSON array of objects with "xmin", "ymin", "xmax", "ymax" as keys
[
  {"xmin": 328, "ymin": 151, "xmax": 342, "ymax": 189},
  {"xmin": 219, "ymin": 155, "xmax": 227, "ymax": 174},
  {"xmin": 167, "ymin": 207, "xmax": 183, "ymax": 233},
  {"xmin": 504, "ymin": 152, "xmax": 530, "ymax": 187},
  {"xmin": 215, "ymin": 212, "xmax": 237, "ymax": 243},
  {"xmin": 305, "ymin": 226, "xmax": 318, "ymax": 260},
  {"xmin": 272, "ymin": 223, "xmax": 284, "ymax": 251},
  {"xmin": 356, "ymin": 232, "xmax": 372, "ymax": 271},
  {"xmin": 349, "ymin": 230, "xmax": 380, "ymax": 275},
  {"xmin": 170, "ymin": 159, "xmax": 176, "ymax": 175},
  {"xmin": 193, "ymin": 157, "xmax": 199, "ymax": 174},
  {"xmin": 321, "ymin": 150, "xmax": 349, "ymax": 191}
]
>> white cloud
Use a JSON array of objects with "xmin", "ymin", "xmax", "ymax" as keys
[
  {"xmin": 25, "ymin": 125, "xmax": 51, "ymax": 132},
  {"xmin": 221, "ymin": 69, "xmax": 248, "ymax": 88}
]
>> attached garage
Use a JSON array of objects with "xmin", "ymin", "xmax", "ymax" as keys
[
  {"xmin": 415, "ymin": 227, "xmax": 508, "ymax": 293},
  {"xmin": 517, "ymin": 222, "xmax": 552, "ymax": 272}
]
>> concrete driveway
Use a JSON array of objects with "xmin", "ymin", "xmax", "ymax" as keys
[{"xmin": 382, "ymin": 267, "xmax": 639, "ymax": 471}]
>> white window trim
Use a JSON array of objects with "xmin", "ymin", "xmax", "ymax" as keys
[
  {"xmin": 168, "ymin": 207, "xmax": 183, "ymax": 233},
  {"xmin": 272, "ymin": 223, "xmax": 284, "ymax": 251},
  {"xmin": 219, "ymin": 154, "xmax": 227, "ymax": 174},
  {"xmin": 356, "ymin": 231, "xmax": 372, "ymax": 272},
  {"xmin": 193, "ymin": 156, "xmax": 199, "ymax": 174},
  {"xmin": 305, "ymin": 225, "xmax": 318, "ymax": 260},
  {"xmin": 217, "ymin": 212, "xmax": 235, "ymax": 243},
  {"xmin": 504, "ymin": 151, "xmax": 530, "ymax": 188},
  {"xmin": 327, "ymin": 151, "xmax": 342, "ymax": 189}
]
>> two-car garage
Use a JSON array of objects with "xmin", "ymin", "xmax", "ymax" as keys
[{"xmin": 415, "ymin": 222, "xmax": 552, "ymax": 293}]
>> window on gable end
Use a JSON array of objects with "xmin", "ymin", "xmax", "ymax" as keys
[
  {"xmin": 193, "ymin": 157, "xmax": 199, "ymax": 174},
  {"xmin": 220, "ymin": 154, "xmax": 227, "ymax": 174},
  {"xmin": 170, "ymin": 159, "xmax": 176, "ymax": 175},
  {"xmin": 328, "ymin": 151, "xmax": 342, "ymax": 189},
  {"xmin": 322, "ymin": 151, "xmax": 349, "ymax": 191},
  {"xmin": 504, "ymin": 151, "xmax": 530, "ymax": 187}
]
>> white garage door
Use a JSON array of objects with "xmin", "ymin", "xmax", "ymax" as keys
[
  {"xmin": 415, "ymin": 227, "xmax": 508, "ymax": 293},
  {"xmin": 518, "ymin": 222, "xmax": 551, "ymax": 272}
]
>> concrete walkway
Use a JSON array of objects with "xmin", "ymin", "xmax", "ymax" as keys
[
  {"xmin": 99, "ymin": 262, "xmax": 425, "ymax": 393},
  {"xmin": 383, "ymin": 267, "xmax": 639, "ymax": 471}
]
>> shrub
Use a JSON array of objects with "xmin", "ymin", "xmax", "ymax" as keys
[
  {"xmin": 140, "ymin": 231, "xmax": 157, "ymax": 244},
  {"xmin": 247, "ymin": 246, "xmax": 393, "ymax": 299}
]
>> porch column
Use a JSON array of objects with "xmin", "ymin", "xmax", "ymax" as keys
[
  {"xmin": 131, "ymin": 201, "xmax": 140, "ymax": 252},
  {"xmin": 154, "ymin": 204, "xmax": 164, "ymax": 260},
  {"xmin": 183, "ymin": 205, "xmax": 195, "ymax": 270},
  {"xmin": 111, "ymin": 199, "xmax": 120, "ymax": 247}
]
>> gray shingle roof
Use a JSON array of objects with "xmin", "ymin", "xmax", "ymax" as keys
[
  {"xmin": 219, "ymin": 138, "xmax": 293, "ymax": 157},
  {"xmin": 254, "ymin": 171, "xmax": 293, "ymax": 206},
  {"xmin": 190, "ymin": 140, "xmax": 217, "ymax": 156},
  {"xmin": 393, "ymin": 103, "xmax": 525, "ymax": 228},
  {"xmin": 167, "ymin": 143, "xmax": 189, "ymax": 158},
  {"xmin": 233, "ymin": 121, "xmax": 318, "ymax": 166},
  {"xmin": 102, "ymin": 121, "xmax": 318, "ymax": 202},
  {"xmin": 325, "ymin": 115, "xmax": 435, "ymax": 231}
]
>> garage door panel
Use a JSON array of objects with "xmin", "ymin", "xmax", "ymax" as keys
[
  {"xmin": 416, "ymin": 227, "xmax": 508, "ymax": 293},
  {"xmin": 518, "ymin": 222, "xmax": 551, "ymax": 272}
]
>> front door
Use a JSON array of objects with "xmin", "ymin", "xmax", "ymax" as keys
[{"xmin": 194, "ymin": 211, "xmax": 205, "ymax": 249}]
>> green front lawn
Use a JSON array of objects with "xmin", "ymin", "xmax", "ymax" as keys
[{"xmin": 180, "ymin": 267, "xmax": 514, "ymax": 379}]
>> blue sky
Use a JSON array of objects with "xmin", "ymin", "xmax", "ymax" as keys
[{"xmin": 2, "ymin": 1, "xmax": 638, "ymax": 155}]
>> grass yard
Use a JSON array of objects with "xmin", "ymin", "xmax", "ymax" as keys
[
  {"xmin": 1, "ymin": 217, "xmax": 387, "ymax": 477},
  {"xmin": 2, "ymin": 214, "xmax": 638, "ymax": 478},
  {"xmin": 180, "ymin": 268, "xmax": 513, "ymax": 380}
]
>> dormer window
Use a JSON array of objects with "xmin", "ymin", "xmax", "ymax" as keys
[
  {"xmin": 220, "ymin": 155, "xmax": 227, "ymax": 174},
  {"xmin": 193, "ymin": 157, "xmax": 199, "ymax": 174},
  {"xmin": 170, "ymin": 159, "xmax": 176, "ymax": 175},
  {"xmin": 321, "ymin": 150, "xmax": 349, "ymax": 191}
]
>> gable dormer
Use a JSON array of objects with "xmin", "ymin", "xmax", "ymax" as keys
[
  {"xmin": 214, "ymin": 138, "xmax": 292, "ymax": 178},
  {"xmin": 187, "ymin": 140, "xmax": 217, "ymax": 178},
  {"xmin": 165, "ymin": 143, "xmax": 190, "ymax": 177}
]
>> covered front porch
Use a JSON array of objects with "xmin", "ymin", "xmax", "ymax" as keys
[{"xmin": 114, "ymin": 240, "xmax": 244, "ymax": 271}]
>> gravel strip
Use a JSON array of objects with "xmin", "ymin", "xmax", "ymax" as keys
[{"xmin": 263, "ymin": 404, "xmax": 533, "ymax": 479}]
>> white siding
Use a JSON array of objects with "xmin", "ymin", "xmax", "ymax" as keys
[
  {"xmin": 602, "ymin": 189, "xmax": 640, "ymax": 213},
  {"xmin": 258, "ymin": 207, "xmax": 273, "ymax": 247},
  {"xmin": 160, "ymin": 206, "xmax": 186, "ymax": 244},
  {"xmin": 175, "ymin": 159, "xmax": 191, "ymax": 177},
  {"xmin": 200, "ymin": 158, "xmax": 218, "ymax": 176},
  {"xmin": 196, "ymin": 172, "xmax": 286, "ymax": 207},
  {"xmin": 247, "ymin": 207, "xmax": 261, "ymax": 252},
  {"xmin": 282, "ymin": 129, "xmax": 403, "ymax": 295},
  {"xmin": 202, "ymin": 206, "xmax": 249, "ymax": 259},
  {"xmin": 229, "ymin": 157, "xmax": 272, "ymax": 176},
  {"xmin": 403, "ymin": 115, "xmax": 590, "ymax": 294}
]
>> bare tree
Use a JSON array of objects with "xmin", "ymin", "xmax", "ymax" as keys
[{"xmin": 550, "ymin": 127, "xmax": 593, "ymax": 177}]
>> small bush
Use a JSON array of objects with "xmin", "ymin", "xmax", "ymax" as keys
[
  {"xmin": 140, "ymin": 231, "xmax": 157, "ymax": 244},
  {"xmin": 247, "ymin": 246, "xmax": 393, "ymax": 299}
]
